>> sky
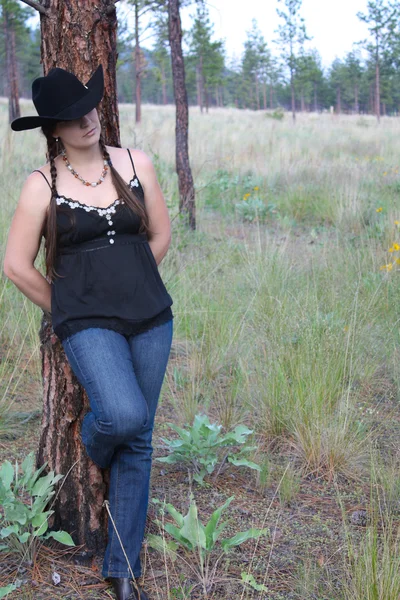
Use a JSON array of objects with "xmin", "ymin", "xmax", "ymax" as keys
[
  {"xmin": 29, "ymin": 0, "xmax": 372, "ymax": 70},
  {"xmin": 178, "ymin": 0, "xmax": 371, "ymax": 68}
]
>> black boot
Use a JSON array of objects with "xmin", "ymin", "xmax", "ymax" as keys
[{"xmin": 107, "ymin": 577, "xmax": 149, "ymax": 600}]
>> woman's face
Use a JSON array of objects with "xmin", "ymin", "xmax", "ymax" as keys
[{"xmin": 53, "ymin": 107, "xmax": 101, "ymax": 148}]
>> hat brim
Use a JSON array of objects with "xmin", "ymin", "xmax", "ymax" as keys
[{"xmin": 11, "ymin": 64, "xmax": 104, "ymax": 132}]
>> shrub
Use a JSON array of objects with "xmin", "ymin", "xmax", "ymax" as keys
[
  {"xmin": 0, "ymin": 452, "xmax": 75, "ymax": 564},
  {"xmin": 157, "ymin": 413, "xmax": 261, "ymax": 485}
]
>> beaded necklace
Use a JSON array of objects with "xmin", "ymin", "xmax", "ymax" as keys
[{"xmin": 61, "ymin": 149, "xmax": 110, "ymax": 187}]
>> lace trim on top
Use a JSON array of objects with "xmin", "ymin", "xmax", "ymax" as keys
[
  {"xmin": 55, "ymin": 176, "xmax": 140, "ymax": 212},
  {"xmin": 56, "ymin": 177, "xmax": 141, "ymax": 245}
]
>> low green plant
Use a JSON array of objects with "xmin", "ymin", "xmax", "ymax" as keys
[
  {"xmin": 0, "ymin": 452, "xmax": 75, "ymax": 564},
  {"xmin": 265, "ymin": 107, "xmax": 285, "ymax": 120},
  {"xmin": 156, "ymin": 413, "xmax": 261, "ymax": 485},
  {"xmin": 241, "ymin": 571, "xmax": 268, "ymax": 592},
  {"xmin": 148, "ymin": 494, "xmax": 269, "ymax": 596},
  {"xmin": 0, "ymin": 583, "xmax": 18, "ymax": 598},
  {"xmin": 235, "ymin": 197, "xmax": 272, "ymax": 223}
]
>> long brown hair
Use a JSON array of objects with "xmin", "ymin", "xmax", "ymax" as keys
[{"xmin": 39, "ymin": 123, "xmax": 150, "ymax": 283}]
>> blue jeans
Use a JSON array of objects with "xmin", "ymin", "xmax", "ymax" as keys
[{"xmin": 61, "ymin": 320, "xmax": 173, "ymax": 578}]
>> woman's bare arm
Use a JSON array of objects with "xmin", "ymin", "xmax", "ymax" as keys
[{"xmin": 3, "ymin": 172, "xmax": 52, "ymax": 313}]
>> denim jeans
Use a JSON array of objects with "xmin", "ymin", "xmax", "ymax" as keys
[{"xmin": 61, "ymin": 319, "xmax": 173, "ymax": 578}]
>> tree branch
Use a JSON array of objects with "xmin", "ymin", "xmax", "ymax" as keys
[{"xmin": 19, "ymin": 0, "xmax": 49, "ymax": 14}]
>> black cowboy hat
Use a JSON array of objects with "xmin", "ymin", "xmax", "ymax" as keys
[{"xmin": 10, "ymin": 64, "xmax": 104, "ymax": 132}]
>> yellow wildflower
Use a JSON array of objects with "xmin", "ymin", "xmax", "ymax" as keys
[
  {"xmin": 393, "ymin": 243, "xmax": 400, "ymax": 251},
  {"xmin": 243, "ymin": 193, "xmax": 251, "ymax": 200},
  {"xmin": 395, "ymin": 221, "xmax": 400, "ymax": 225},
  {"xmin": 383, "ymin": 172, "xmax": 387, "ymax": 176},
  {"xmin": 253, "ymin": 186, "xmax": 259, "ymax": 191},
  {"xmin": 396, "ymin": 258, "xmax": 400, "ymax": 265},
  {"xmin": 389, "ymin": 247, "xmax": 394, "ymax": 253},
  {"xmin": 376, "ymin": 207, "xmax": 383, "ymax": 212},
  {"xmin": 380, "ymin": 263, "xmax": 393, "ymax": 271}
]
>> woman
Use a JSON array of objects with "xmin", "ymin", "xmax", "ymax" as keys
[{"xmin": 4, "ymin": 64, "xmax": 174, "ymax": 600}]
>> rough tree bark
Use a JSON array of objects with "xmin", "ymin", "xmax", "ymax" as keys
[
  {"xmin": 9, "ymin": 24, "xmax": 20, "ymax": 121},
  {"xmin": 168, "ymin": 0, "xmax": 195, "ymax": 229},
  {"xmin": 3, "ymin": 6, "xmax": 21, "ymax": 123},
  {"xmin": 20, "ymin": 0, "xmax": 120, "ymax": 559},
  {"xmin": 134, "ymin": 0, "xmax": 141, "ymax": 123},
  {"xmin": 161, "ymin": 64, "xmax": 167, "ymax": 105}
]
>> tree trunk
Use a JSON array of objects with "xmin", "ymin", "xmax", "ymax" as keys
[
  {"xmin": 3, "ymin": 8, "xmax": 11, "ymax": 124},
  {"xmin": 300, "ymin": 91, "xmax": 305, "ymax": 112},
  {"xmin": 354, "ymin": 84, "xmax": 359, "ymax": 114},
  {"xmin": 134, "ymin": 1, "xmax": 141, "ymax": 123},
  {"xmin": 4, "ymin": 9, "xmax": 21, "ymax": 124},
  {"xmin": 196, "ymin": 62, "xmax": 203, "ymax": 112},
  {"xmin": 204, "ymin": 84, "xmax": 209, "ymax": 113},
  {"xmin": 269, "ymin": 83, "xmax": 273, "ymax": 109},
  {"xmin": 314, "ymin": 82, "xmax": 317, "ymax": 112},
  {"xmin": 161, "ymin": 64, "xmax": 167, "ymax": 104},
  {"xmin": 9, "ymin": 25, "xmax": 20, "ymax": 121},
  {"xmin": 375, "ymin": 55, "xmax": 380, "ymax": 123},
  {"xmin": 369, "ymin": 83, "xmax": 373, "ymax": 114},
  {"xmin": 290, "ymin": 68, "xmax": 295, "ymax": 122},
  {"xmin": 168, "ymin": 0, "xmax": 195, "ymax": 229},
  {"xmin": 336, "ymin": 86, "xmax": 341, "ymax": 114},
  {"xmin": 255, "ymin": 75, "xmax": 260, "ymax": 110},
  {"xmin": 263, "ymin": 80, "xmax": 266, "ymax": 110},
  {"xmin": 25, "ymin": 0, "xmax": 120, "ymax": 560}
]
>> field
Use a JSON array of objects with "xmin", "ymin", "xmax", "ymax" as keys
[{"xmin": 1, "ymin": 102, "xmax": 400, "ymax": 599}]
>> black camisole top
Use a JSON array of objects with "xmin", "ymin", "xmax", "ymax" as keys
[{"xmin": 33, "ymin": 148, "xmax": 173, "ymax": 343}]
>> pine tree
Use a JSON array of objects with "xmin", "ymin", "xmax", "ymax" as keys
[
  {"xmin": 188, "ymin": 3, "xmax": 224, "ymax": 112},
  {"xmin": 274, "ymin": 0, "xmax": 311, "ymax": 121},
  {"xmin": 357, "ymin": 0, "xmax": 399, "ymax": 122}
]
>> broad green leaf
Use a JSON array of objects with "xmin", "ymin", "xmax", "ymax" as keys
[
  {"xmin": 17, "ymin": 532, "xmax": 30, "ymax": 544},
  {"xmin": 159, "ymin": 437, "xmax": 186, "ymax": 449},
  {"xmin": 228, "ymin": 457, "xmax": 262, "ymax": 471},
  {"xmin": 156, "ymin": 455, "xmax": 180, "ymax": 464},
  {"xmin": 204, "ymin": 496, "xmax": 234, "ymax": 551},
  {"xmin": 44, "ymin": 530, "xmax": 75, "ymax": 546},
  {"xmin": 0, "ymin": 461, "xmax": 14, "ymax": 490},
  {"xmin": 221, "ymin": 527, "xmax": 269, "ymax": 551},
  {"xmin": 1, "ymin": 525, "xmax": 19, "ymax": 539},
  {"xmin": 33, "ymin": 517, "xmax": 50, "ymax": 537},
  {"xmin": 165, "ymin": 423, "xmax": 191, "ymax": 441},
  {"xmin": 146, "ymin": 533, "xmax": 178, "ymax": 560},
  {"xmin": 4, "ymin": 503, "xmax": 28, "ymax": 525},
  {"xmin": 241, "ymin": 572, "xmax": 267, "ymax": 592},
  {"xmin": 24, "ymin": 462, "xmax": 49, "ymax": 493},
  {"xmin": 193, "ymin": 472, "xmax": 207, "ymax": 485},
  {"xmin": 163, "ymin": 523, "xmax": 193, "ymax": 551},
  {"xmin": 164, "ymin": 503, "xmax": 184, "ymax": 528},
  {"xmin": 21, "ymin": 452, "xmax": 35, "ymax": 477},
  {"xmin": 32, "ymin": 511, "xmax": 53, "ymax": 529},
  {"xmin": 0, "ymin": 584, "xmax": 17, "ymax": 598},
  {"xmin": 180, "ymin": 502, "xmax": 206, "ymax": 550},
  {"xmin": 31, "ymin": 471, "xmax": 61, "ymax": 498},
  {"xmin": 31, "ymin": 495, "xmax": 51, "ymax": 517}
]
